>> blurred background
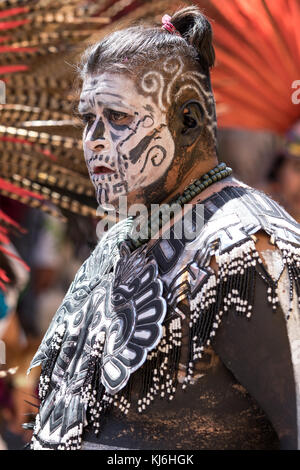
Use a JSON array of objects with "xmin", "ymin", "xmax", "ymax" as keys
[{"xmin": 0, "ymin": 0, "xmax": 299, "ymax": 449}]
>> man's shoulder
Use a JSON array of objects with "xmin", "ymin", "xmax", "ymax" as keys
[
  {"xmin": 148, "ymin": 183, "xmax": 300, "ymax": 279},
  {"xmin": 200, "ymin": 183, "xmax": 300, "ymax": 249},
  {"xmin": 203, "ymin": 183, "xmax": 295, "ymax": 223}
]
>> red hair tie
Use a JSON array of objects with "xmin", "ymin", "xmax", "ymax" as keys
[{"xmin": 161, "ymin": 15, "xmax": 181, "ymax": 36}]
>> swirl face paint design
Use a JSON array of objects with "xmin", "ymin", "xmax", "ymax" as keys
[{"xmin": 79, "ymin": 72, "xmax": 175, "ymax": 207}]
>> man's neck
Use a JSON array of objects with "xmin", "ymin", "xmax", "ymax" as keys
[
  {"xmin": 163, "ymin": 156, "xmax": 219, "ymax": 205},
  {"xmin": 115, "ymin": 155, "xmax": 220, "ymax": 216}
]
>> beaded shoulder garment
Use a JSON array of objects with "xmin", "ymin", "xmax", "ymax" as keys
[{"xmin": 28, "ymin": 182, "xmax": 300, "ymax": 450}]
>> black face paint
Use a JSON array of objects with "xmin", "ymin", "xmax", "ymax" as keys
[
  {"xmin": 109, "ymin": 122, "xmax": 131, "ymax": 132},
  {"xmin": 89, "ymin": 96, "xmax": 96, "ymax": 109},
  {"xmin": 110, "ymin": 132, "xmax": 119, "ymax": 142},
  {"xmin": 113, "ymin": 182, "xmax": 128, "ymax": 194},
  {"xmin": 143, "ymin": 104, "xmax": 154, "ymax": 113},
  {"xmin": 143, "ymin": 145, "xmax": 167, "ymax": 172},
  {"xmin": 129, "ymin": 130, "xmax": 158, "ymax": 165},
  {"xmin": 82, "ymin": 86, "xmax": 97, "ymax": 93},
  {"xmin": 117, "ymin": 118, "xmax": 144, "ymax": 148},
  {"xmin": 95, "ymin": 92, "xmax": 123, "ymax": 99},
  {"xmin": 85, "ymin": 119, "xmax": 94, "ymax": 136},
  {"xmin": 88, "ymin": 155, "xmax": 103, "ymax": 164},
  {"xmin": 91, "ymin": 119, "xmax": 105, "ymax": 141}
]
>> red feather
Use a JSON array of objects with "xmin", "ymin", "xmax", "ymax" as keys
[
  {"xmin": 0, "ymin": 19, "xmax": 29, "ymax": 30},
  {"xmin": 0, "ymin": 65, "xmax": 28, "ymax": 74},
  {"xmin": 0, "ymin": 7, "xmax": 29, "ymax": 19},
  {"xmin": 196, "ymin": 0, "xmax": 300, "ymax": 134},
  {"xmin": 0, "ymin": 177, "xmax": 44, "ymax": 200}
]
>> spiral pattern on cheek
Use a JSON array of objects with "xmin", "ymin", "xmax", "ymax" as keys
[
  {"xmin": 150, "ymin": 145, "xmax": 167, "ymax": 167},
  {"xmin": 141, "ymin": 145, "xmax": 167, "ymax": 173}
]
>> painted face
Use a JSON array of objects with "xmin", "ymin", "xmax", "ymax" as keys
[{"xmin": 79, "ymin": 72, "xmax": 175, "ymax": 208}]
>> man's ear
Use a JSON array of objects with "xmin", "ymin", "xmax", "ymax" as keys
[{"xmin": 179, "ymin": 100, "xmax": 205, "ymax": 146}]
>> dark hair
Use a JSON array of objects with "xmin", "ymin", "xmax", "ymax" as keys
[{"xmin": 80, "ymin": 6, "xmax": 215, "ymax": 78}]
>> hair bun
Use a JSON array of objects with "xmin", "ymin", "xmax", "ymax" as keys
[{"xmin": 171, "ymin": 6, "xmax": 215, "ymax": 69}]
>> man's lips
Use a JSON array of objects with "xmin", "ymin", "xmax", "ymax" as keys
[{"xmin": 93, "ymin": 165, "xmax": 114, "ymax": 175}]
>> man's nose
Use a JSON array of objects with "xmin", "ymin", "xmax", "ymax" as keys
[{"xmin": 86, "ymin": 118, "xmax": 109, "ymax": 152}]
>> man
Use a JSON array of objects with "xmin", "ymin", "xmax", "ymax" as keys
[{"xmin": 29, "ymin": 7, "xmax": 300, "ymax": 450}]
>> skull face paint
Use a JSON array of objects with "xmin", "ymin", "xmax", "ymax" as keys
[{"xmin": 79, "ymin": 72, "xmax": 175, "ymax": 208}]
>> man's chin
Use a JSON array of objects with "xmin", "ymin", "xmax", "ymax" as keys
[
  {"xmin": 97, "ymin": 199, "xmax": 118, "ymax": 212},
  {"xmin": 95, "ymin": 188, "xmax": 149, "ymax": 217},
  {"xmin": 96, "ymin": 193, "xmax": 128, "ymax": 214}
]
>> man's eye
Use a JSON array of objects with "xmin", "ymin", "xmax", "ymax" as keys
[
  {"xmin": 108, "ymin": 110, "xmax": 132, "ymax": 126},
  {"xmin": 81, "ymin": 113, "xmax": 96, "ymax": 125}
]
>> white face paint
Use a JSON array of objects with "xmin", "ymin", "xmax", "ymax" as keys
[{"xmin": 79, "ymin": 72, "xmax": 175, "ymax": 207}]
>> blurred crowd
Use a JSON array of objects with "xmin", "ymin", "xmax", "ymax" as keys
[
  {"xmin": 0, "ymin": 197, "xmax": 95, "ymax": 449},
  {"xmin": 0, "ymin": 124, "xmax": 300, "ymax": 449}
]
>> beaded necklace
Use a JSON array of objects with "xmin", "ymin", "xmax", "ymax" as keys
[{"xmin": 130, "ymin": 162, "xmax": 232, "ymax": 248}]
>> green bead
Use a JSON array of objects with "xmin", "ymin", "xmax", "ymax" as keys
[
  {"xmin": 203, "ymin": 174, "xmax": 209, "ymax": 180},
  {"xmin": 190, "ymin": 190, "xmax": 196, "ymax": 197},
  {"xmin": 212, "ymin": 175, "xmax": 217, "ymax": 182},
  {"xmin": 190, "ymin": 184, "xmax": 196, "ymax": 190}
]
